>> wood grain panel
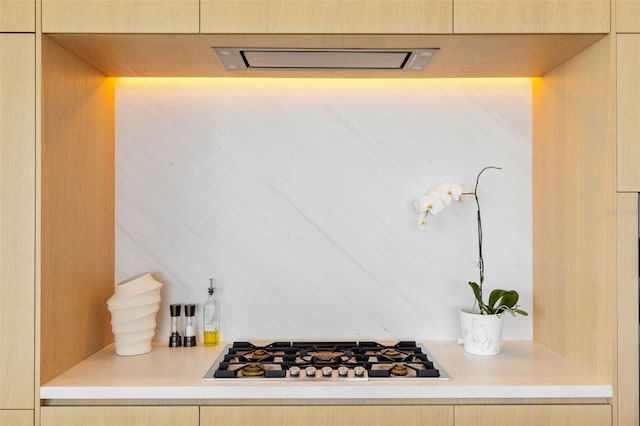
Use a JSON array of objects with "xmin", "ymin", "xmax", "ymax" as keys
[
  {"xmin": 616, "ymin": 0, "xmax": 640, "ymax": 33},
  {"xmin": 455, "ymin": 405, "xmax": 611, "ymax": 426},
  {"xmin": 201, "ymin": 0, "xmax": 451, "ymax": 34},
  {"xmin": 200, "ymin": 406, "xmax": 453, "ymax": 426},
  {"xmin": 454, "ymin": 0, "xmax": 609, "ymax": 34},
  {"xmin": 0, "ymin": 34, "xmax": 35, "ymax": 410},
  {"xmin": 42, "ymin": 0, "xmax": 198, "ymax": 33},
  {"xmin": 616, "ymin": 193, "xmax": 639, "ymax": 426},
  {"xmin": 40, "ymin": 36, "xmax": 115, "ymax": 384},
  {"xmin": 0, "ymin": 0, "xmax": 34, "ymax": 32},
  {"xmin": 40, "ymin": 406, "xmax": 197, "ymax": 426},
  {"xmin": 532, "ymin": 35, "xmax": 616, "ymax": 379},
  {"xmin": 0, "ymin": 410, "xmax": 33, "ymax": 426},
  {"xmin": 616, "ymin": 34, "xmax": 640, "ymax": 191},
  {"xmin": 44, "ymin": 33, "xmax": 603, "ymax": 78}
]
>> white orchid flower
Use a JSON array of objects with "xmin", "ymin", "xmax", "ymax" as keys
[
  {"xmin": 417, "ymin": 210, "xmax": 428, "ymax": 230},
  {"xmin": 414, "ymin": 193, "xmax": 444, "ymax": 214},
  {"xmin": 426, "ymin": 191, "xmax": 445, "ymax": 215},
  {"xmin": 414, "ymin": 194, "xmax": 431, "ymax": 212},
  {"xmin": 414, "ymin": 191, "xmax": 446, "ymax": 229},
  {"xmin": 438, "ymin": 183, "xmax": 463, "ymax": 205}
]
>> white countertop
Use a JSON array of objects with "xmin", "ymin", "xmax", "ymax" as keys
[{"xmin": 40, "ymin": 341, "xmax": 612, "ymax": 400}]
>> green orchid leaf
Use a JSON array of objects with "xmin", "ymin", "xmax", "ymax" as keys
[
  {"xmin": 500, "ymin": 291, "xmax": 519, "ymax": 309},
  {"xmin": 468, "ymin": 281, "xmax": 488, "ymax": 313},
  {"xmin": 488, "ymin": 289, "xmax": 507, "ymax": 310},
  {"xmin": 514, "ymin": 308, "xmax": 529, "ymax": 316},
  {"xmin": 492, "ymin": 291, "xmax": 517, "ymax": 314}
]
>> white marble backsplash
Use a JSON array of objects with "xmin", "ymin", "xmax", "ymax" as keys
[{"xmin": 115, "ymin": 78, "xmax": 532, "ymax": 343}]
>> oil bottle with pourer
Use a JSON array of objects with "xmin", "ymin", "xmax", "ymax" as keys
[{"xmin": 203, "ymin": 277, "xmax": 220, "ymax": 346}]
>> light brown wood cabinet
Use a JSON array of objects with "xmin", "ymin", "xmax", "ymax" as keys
[
  {"xmin": 454, "ymin": 0, "xmax": 609, "ymax": 33},
  {"xmin": 200, "ymin": 0, "xmax": 452, "ymax": 34},
  {"xmin": 0, "ymin": 0, "xmax": 34, "ymax": 32},
  {"xmin": 41, "ymin": 0, "xmax": 199, "ymax": 33},
  {"xmin": 200, "ymin": 406, "xmax": 454, "ymax": 426},
  {"xmin": 43, "ymin": 0, "xmax": 612, "ymax": 35},
  {"xmin": 0, "ymin": 33, "xmax": 35, "ymax": 415},
  {"xmin": 26, "ymin": 2, "xmax": 628, "ymax": 425},
  {"xmin": 617, "ymin": 0, "xmax": 640, "ymax": 33},
  {"xmin": 454, "ymin": 405, "xmax": 612, "ymax": 426},
  {"xmin": 616, "ymin": 34, "xmax": 640, "ymax": 191},
  {"xmin": 0, "ymin": 410, "xmax": 33, "ymax": 426},
  {"xmin": 40, "ymin": 406, "xmax": 199, "ymax": 426},
  {"xmin": 617, "ymin": 194, "xmax": 639, "ymax": 426}
]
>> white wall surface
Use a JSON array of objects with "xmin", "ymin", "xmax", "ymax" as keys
[{"xmin": 115, "ymin": 77, "xmax": 532, "ymax": 343}]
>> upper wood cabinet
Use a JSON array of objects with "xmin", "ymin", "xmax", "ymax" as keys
[
  {"xmin": 0, "ymin": 0, "xmax": 34, "ymax": 31},
  {"xmin": 454, "ymin": 0, "xmax": 609, "ymax": 33},
  {"xmin": 42, "ymin": 0, "xmax": 199, "ymax": 33},
  {"xmin": 0, "ymin": 33, "xmax": 35, "ymax": 411},
  {"xmin": 617, "ymin": 0, "xmax": 640, "ymax": 33},
  {"xmin": 200, "ymin": 0, "xmax": 452, "ymax": 34},
  {"xmin": 617, "ymin": 34, "xmax": 640, "ymax": 191}
]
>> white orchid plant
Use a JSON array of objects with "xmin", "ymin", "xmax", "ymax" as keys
[{"xmin": 414, "ymin": 166, "xmax": 527, "ymax": 317}]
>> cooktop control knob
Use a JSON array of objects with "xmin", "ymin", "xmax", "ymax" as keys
[
  {"xmin": 354, "ymin": 366, "xmax": 365, "ymax": 377},
  {"xmin": 337, "ymin": 366, "xmax": 349, "ymax": 377},
  {"xmin": 289, "ymin": 366, "xmax": 300, "ymax": 377},
  {"xmin": 305, "ymin": 366, "xmax": 317, "ymax": 377},
  {"xmin": 321, "ymin": 366, "xmax": 333, "ymax": 377}
]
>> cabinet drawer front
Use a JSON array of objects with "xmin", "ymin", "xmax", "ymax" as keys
[
  {"xmin": 0, "ymin": 410, "xmax": 33, "ymax": 426},
  {"xmin": 455, "ymin": 405, "xmax": 611, "ymax": 426},
  {"xmin": 41, "ymin": 407, "xmax": 198, "ymax": 426},
  {"xmin": 201, "ymin": 406, "xmax": 453, "ymax": 426}
]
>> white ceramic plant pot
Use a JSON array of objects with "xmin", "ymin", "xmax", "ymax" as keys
[
  {"xmin": 459, "ymin": 309, "xmax": 504, "ymax": 356},
  {"xmin": 107, "ymin": 273, "xmax": 163, "ymax": 356}
]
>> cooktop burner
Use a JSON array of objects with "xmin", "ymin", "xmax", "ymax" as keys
[{"xmin": 203, "ymin": 341, "xmax": 451, "ymax": 381}]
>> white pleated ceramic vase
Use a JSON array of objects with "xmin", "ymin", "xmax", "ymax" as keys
[
  {"xmin": 459, "ymin": 309, "xmax": 504, "ymax": 356},
  {"xmin": 107, "ymin": 273, "xmax": 162, "ymax": 356}
]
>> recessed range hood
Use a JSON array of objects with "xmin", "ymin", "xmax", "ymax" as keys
[{"xmin": 213, "ymin": 48, "xmax": 439, "ymax": 72}]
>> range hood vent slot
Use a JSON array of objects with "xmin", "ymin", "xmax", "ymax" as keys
[{"xmin": 213, "ymin": 48, "xmax": 438, "ymax": 72}]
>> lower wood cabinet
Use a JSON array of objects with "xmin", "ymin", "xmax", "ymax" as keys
[
  {"xmin": 0, "ymin": 410, "xmax": 33, "ymax": 426},
  {"xmin": 39, "ymin": 404, "xmax": 614, "ymax": 426},
  {"xmin": 200, "ymin": 406, "xmax": 453, "ymax": 426},
  {"xmin": 40, "ymin": 406, "xmax": 199, "ymax": 426},
  {"xmin": 454, "ymin": 405, "xmax": 611, "ymax": 426}
]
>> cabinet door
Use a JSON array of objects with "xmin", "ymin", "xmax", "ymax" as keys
[
  {"xmin": 0, "ymin": 0, "xmax": 34, "ymax": 31},
  {"xmin": 0, "ymin": 34, "xmax": 35, "ymax": 411},
  {"xmin": 617, "ymin": 194, "xmax": 639, "ymax": 425},
  {"xmin": 40, "ymin": 407, "xmax": 198, "ymax": 426},
  {"xmin": 617, "ymin": 0, "xmax": 640, "ymax": 33},
  {"xmin": 617, "ymin": 34, "xmax": 640, "ymax": 191},
  {"xmin": 0, "ymin": 410, "xmax": 33, "ymax": 426},
  {"xmin": 201, "ymin": 406, "xmax": 453, "ymax": 426},
  {"xmin": 201, "ymin": 0, "xmax": 452, "ymax": 34},
  {"xmin": 454, "ymin": 0, "xmax": 609, "ymax": 33},
  {"xmin": 454, "ymin": 405, "xmax": 611, "ymax": 426},
  {"xmin": 42, "ymin": 0, "xmax": 199, "ymax": 33}
]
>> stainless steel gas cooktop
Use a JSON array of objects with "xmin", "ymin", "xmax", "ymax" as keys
[{"xmin": 203, "ymin": 341, "xmax": 451, "ymax": 382}]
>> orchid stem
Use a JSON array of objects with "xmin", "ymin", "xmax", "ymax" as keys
[{"xmin": 472, "ymin": 166, "xmax": 501, "ymax": 303}]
